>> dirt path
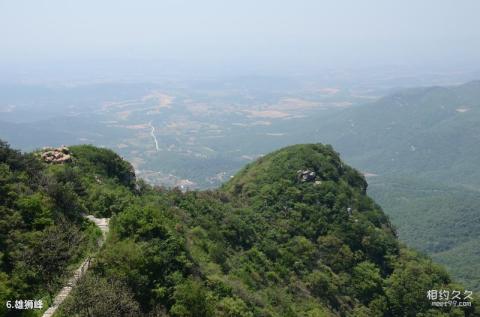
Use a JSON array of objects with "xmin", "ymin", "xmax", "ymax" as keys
[{"xmin": 41, "ymin": 216, "xmax": 109, "ymax": 317}]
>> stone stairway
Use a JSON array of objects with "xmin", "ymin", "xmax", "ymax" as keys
[{"xmin": 41, "ymin": 216, "xmax": 109, "ymax": 317}]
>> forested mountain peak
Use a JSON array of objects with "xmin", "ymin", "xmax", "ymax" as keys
[
  {"xmin": 0, "ymin": 141, "xmax": 478, "ymax": 316},
  {"xmin": 224, "ymin": 144, "xmax": 367, "ymax": 197}
]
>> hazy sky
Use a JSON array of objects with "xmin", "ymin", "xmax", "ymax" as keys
[{"xmin": 1, "ymin": 0, "xmax": 480, "ymax": 77}]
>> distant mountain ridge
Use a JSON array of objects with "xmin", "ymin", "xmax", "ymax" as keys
[{"xmin": 299, "ymin": 80, "xmax": 480, "ymax": 187}]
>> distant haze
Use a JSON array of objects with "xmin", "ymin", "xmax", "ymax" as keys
[{"xmin": 1, "ymin": 0, "xmax": 480, "ymax": 80}]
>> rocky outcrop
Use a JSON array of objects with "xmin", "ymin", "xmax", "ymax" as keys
[
  {"xmin": 41, "ymin": 146, "xmax": 72, "ymax": 164},
  {"xmin": 297, "ymin": 169, "xmax": 316, "ymax": 182}
]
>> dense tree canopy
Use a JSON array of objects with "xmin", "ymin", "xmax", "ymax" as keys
[{"xmin": 0, "ymin": 140, "xmax": 477, "ymax": 316}]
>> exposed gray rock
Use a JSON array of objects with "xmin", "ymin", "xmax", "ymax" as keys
[
  {"xmin": 297, "ymin": 169, "xmax": 316, "ymax": 182},
  {"xmin": 40, "ymin": 146, "xmax": 72, "ymax": 164}
]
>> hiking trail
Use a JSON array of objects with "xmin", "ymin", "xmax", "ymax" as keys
[{"xmin": 41, "ymin": 215, "xmax": 109, "ymax": 317}]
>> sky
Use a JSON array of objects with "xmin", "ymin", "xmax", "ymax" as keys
[{"xmin": 1, "ymin": 0, "xmax": 480, "ymax": 79}]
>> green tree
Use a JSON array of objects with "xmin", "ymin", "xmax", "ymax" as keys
[
  {"xmin": 351, "ymin": 261, "xmax": 383, "ymax": 303},
  {"xmin": 59, "ymin": 274, "xmax": 141, "ymax": 317},
  {"xmin": 214, "ymin": 297, "xmax": 252, "ymax": 317},
  {"xmin": 170, "ymin": 279, "xmax": 212, "ymax": 317}
]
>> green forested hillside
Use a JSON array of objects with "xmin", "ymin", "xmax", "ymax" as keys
[
  {"xmin": 1, "ymin": 80, "xmax": 479, "ymax": 293},
  {"xmin": 252, "ymin": 81, "xmax": 480, "ymax": 291},
  {"xmin": 248, "ymin": 81, "xmax": 480, "ymax": 187},
  {"xmin": 367, "ymin": 177, "xmax": 480, "ymax": 291},
  {"xmin": 0, "ymin": 141, "xmax": 108, "ymax": 316},
  {"xmin": 1, "ymin": 141, "xmax": 477, "ymax": 316},
  {"xmin": 330, "ymin": 82, "xmax": 480, "ymax": 292},
  {"xmin": 325, "ymin": 81, "xmax": 480, "ymax": 187}
]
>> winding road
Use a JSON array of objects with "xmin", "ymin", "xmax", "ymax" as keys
[{"xmin": 149, "ymin": 122, "xmax": 160, "ymax": 152}]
